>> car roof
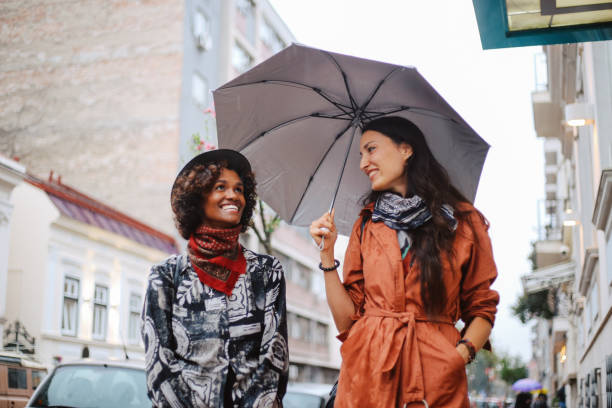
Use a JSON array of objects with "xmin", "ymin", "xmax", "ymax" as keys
[
  {"xmin": 54, "ymin": 358, "xmax": 145, "ymax": 370},
  {"xmin": 286, "ymin": 382, "xmax": 333, "ymax": 397}
]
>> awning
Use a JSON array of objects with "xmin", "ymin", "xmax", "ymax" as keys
[{"xmin": 472, "ymin": 0, "xmax": 612, "ymax": 49}]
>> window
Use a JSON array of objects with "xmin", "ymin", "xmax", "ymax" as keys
[
  {"xmin": 192, "ymin": 10, "xmax": 212, "ymax": 51},
  {"xmin": 293, "ymin": 262, "xmax": 311, "ymax": 290},
  {"xmin": 299, "ymin": 316, "xmax": 312, "ymax": 342},
  {"xmin": 128, "ymin": 293, "xmax": 142, "ymax": 344},
  {"xmin": 288, "ymin": 312, "xmax": 300, "ymax": 339},
  {"xmin": 577, "ymin": 311, "xmax": 584, "ymax": 348},
  {"xmin": 314, "ymin": 322, "xmax": 328, "ymax": 346},
  {"xmin": 8, "ymin": 367, "xmax": 27, "ymax": 389},
  {"xmin": 272, "ymin": 251, "xmax": 292, "ymax": 282},
  {"xmin": 62, "ymin": 277, "xmax": 80, "ymax": 336},
  {"xmin": 288, "ymin": 313, "xmax": 315, "ymax": 342},
  {"xmin": 260, "ymin": 19, "xmax": 285, "ymax": 55},
  {"xmin": 192, "ymin": 73, "xmax": 208, "ymax": 108},
  {"xmin": 588, "ymin": 277, "xmax": 599, "ymax": 328},
  {"xmin": 92, "ymin": 285, "xmax": 108, "ymax": 340},
  {"xmin": 235, "ymin": 0, "xmax": 255, "ymax": 43},
  {"xmin": 231, "ymin": 42, "xmax": 253, "ymax": 75},
  {"xmin": 32, "ymin": 370, "xmax": 46, "ymax": 389}
]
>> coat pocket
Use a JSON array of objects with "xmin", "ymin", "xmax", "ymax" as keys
[{"xmin": 429, "ymin": 325, "xmax": 466, "ymax": 371}]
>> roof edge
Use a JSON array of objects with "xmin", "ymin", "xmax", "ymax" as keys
[{"xmin": 25, "ymin": 173, "xmax": 176, "ymax": 247}]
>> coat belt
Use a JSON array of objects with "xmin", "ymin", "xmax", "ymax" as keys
[{"xmin": 363, "ymin": 307, "xmax": 454, "ymax": 405}]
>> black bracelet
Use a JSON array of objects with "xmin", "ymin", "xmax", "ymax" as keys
[{"xmin": 319, "ymin": 259, "xmax": 340, "ymax": 272}]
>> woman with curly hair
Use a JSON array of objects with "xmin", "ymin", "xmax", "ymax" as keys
[
  {"xmin": 142, "ymin": 149, "xmax": 288, "ymax": 408},
  {"xmin": 310, "ymin": 116, "xmax": 499, "ymax": 407}
]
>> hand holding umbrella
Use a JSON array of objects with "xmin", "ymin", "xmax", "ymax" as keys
[{"xmin": 310, "ymin": 209, "xmax": 337, "ymax": 253}]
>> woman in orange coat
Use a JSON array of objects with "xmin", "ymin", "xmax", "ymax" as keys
[{"xmin": 310, "ymin": 116, "xmax": 499, "ymax": 408}]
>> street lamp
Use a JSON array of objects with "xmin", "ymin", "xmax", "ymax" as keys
[{"xmin": 564, "ymin": 102, "xmax": 595, "ymax": 127}]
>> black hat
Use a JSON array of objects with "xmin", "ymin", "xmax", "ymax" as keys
[{"xmin": 171, "ymin": 149, "xmax": 251, "ymax": 203}]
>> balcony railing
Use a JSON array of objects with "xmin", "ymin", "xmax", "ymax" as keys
[{"xmin": 536, "ymin": 199, "xmax": 565, "ymax": 241}]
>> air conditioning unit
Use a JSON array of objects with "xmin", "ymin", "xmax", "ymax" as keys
[{"xmin": 196, "ymin": 34, "xmax": 212, "ymax": 51}]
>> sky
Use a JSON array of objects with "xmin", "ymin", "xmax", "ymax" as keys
[{"xmin": 268, "ymin": 0, "xmax": 544, "ymax": 362}]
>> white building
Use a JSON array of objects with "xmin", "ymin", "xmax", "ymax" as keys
[
  {"xmin": 527, "ymin": 40, "xmax": 612, "ymax": 408},
  {"xmin": 0, "ymin": 157, "xmax": 26, "ymax": 344},
  {"xmin": 3, "ymin": 166, "xmax": 176, "ymax": 367}
]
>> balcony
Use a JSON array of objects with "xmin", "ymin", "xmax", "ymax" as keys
[
  {"xmin": 533, "ymin": 199, "xmax": 572, "ymax": 268},
  {"xmin": 523, "ymin": 260, "xmax": 575, "ymax": 294}
]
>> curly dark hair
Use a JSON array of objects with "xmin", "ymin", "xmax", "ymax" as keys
[{"xmin": 171, "ymin": 161, "xmax": 257, "ymax": 239}]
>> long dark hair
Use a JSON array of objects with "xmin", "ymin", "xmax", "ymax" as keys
[{"xmin": 361, "ymin": 116, "xmax": 469, "ymax": 317}]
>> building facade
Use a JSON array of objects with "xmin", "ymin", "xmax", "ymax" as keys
[
  {"xmin": 0, "ymin": 0, "xmax": 292, "ymax": 235},
  {"xmin": 0, "ymin": 157, "xmax": 26, "ymax": 344},
  {"xmin": 4, "ymin": 165, "xmax": 176, "ymax": 366},
  {"xmin": 526, "ymin": 41, "xmax": 612, "ymax": 408},
  {"xmin": 1, "ymin": 0, "xmax": 341, "ymax": 381},
  {"xmin": 0, "ymin": 0, "xmax": 184, "ymax": 235}
]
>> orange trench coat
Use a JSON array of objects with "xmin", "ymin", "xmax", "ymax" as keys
[{"xmin": 336, "ymin": 202, "xmax": 500, "ymax": 408}]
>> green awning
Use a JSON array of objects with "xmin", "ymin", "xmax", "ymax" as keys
[{"xmin": 473, "ymin": 0, "xmax": 612, "ymax": 49}]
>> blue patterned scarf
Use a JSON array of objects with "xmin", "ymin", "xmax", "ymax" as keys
[{"xmin": 372, "ymin": 192, "xmax": 457, "ymax": 259}]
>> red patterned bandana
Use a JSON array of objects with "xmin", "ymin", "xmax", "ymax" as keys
[{"xmin": 188, "ymin": 224, "xmax": 246, "ymax": 295}]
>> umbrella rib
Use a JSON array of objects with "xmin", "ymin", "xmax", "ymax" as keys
[
  {"xmin": 289, "ymin": 122, "xmax": 356, "ymax": 223},
  {"xmin": 236, "ymin": 111, "xmax": 353, "ymax": 152},
  {"xmin": 329, "ymin": 125, "xmax": 359, "ymax": 210},
  {"xmin": 313, "ymin": 112, "xmax": 353, "ymax": 120},
  {"xmin": 236, "ymin": 114, "xmax": 314, "ymax": 151},
  {"xmin": 316, "ymin": 90, "xmax": 354, "ymax": 115},
  {"xmin": 321, "ymin": 51, "xmax": 359, "ymax": 113},
  {"xmin": 363, "ymin": 106, "xmax": 460, "ymax": 123},
  {"xmin": 219, "ymin": 79, "xmax": 353, "ymax": 114},
  {"xmin": 357, "ymin": 67, "xmax": 403, "ymax": 123}
]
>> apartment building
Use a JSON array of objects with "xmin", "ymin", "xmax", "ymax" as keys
[{"xmin": 526, "ymin": 41, "xmax": 612, "ymax": 408}]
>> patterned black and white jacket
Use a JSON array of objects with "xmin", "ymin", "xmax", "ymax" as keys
[{"xmin": 141, "ymin": 248, "xmax": 288, "ymax": 408}]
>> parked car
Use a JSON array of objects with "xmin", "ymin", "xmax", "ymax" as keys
[
  {"xmin": 283, "ymin": 382, "xmax": 333, "ymax": 408},
  {"xmin": 0, "ymin": 351, "xmax": 48, "ymax": 408},
  {"xmin": 27, "ymin": 358, "xmax": 149, "ymax": 408}
]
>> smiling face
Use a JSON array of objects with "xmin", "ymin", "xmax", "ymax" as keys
[
  {"xmin": 359, "ymin": 130, "xmax": 413, "ymax": 196},
  {"xmin": 202, "ymin": 168, "xmax": 246, "ymax": 228}
]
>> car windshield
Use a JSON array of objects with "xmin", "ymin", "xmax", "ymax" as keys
[
  {"xmin": 283, "ymin": 391, "xmax": 324, "ymax": 408},
  {"xmin": 29, "ymin": 364, "xmax": 149, "ymax": 408}
]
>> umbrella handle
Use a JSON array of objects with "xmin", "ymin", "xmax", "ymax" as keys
[{"xmin": 314, "ymin": 227, "xmax": 330, "ymax": 251}]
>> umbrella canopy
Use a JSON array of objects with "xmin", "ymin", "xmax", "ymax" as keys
[
  {"xmin": 213, "ymin": 43, "xmax": 489, "ymax": 235},
  {"xmin": 512, "ymin": 378, "xmax": 542, "ymax": 392}
]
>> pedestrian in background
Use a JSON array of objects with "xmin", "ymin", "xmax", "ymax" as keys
[
  {"xmin": 514, "ymin": 392, "xmax": 532, "ymax": 408},
  {"xmin": 142, "ymin": 149, "xmax": 288, "ymax": 407},
  {"xmin": 533, "ymin": 392, "xmax": 548, "ymax": 408},
  {"xmin": 310, "ymin": 116, "xmax": 500, "ymax": 407}
]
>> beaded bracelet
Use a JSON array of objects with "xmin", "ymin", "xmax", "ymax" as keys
[
  {"xmin": 318, "ymin": 259, "xmax": 340, "ymax": 272},
  {"xmin": 456, "ymin": 339, "xmax": 476, "ymax": 364}
]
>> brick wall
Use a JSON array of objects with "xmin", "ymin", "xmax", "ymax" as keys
[{"xmin": 0, "ymin": 0, "xmax": 185, "ymax": 234}]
